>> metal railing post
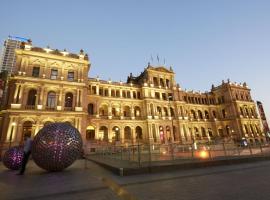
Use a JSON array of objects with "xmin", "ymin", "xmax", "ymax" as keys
[
  {"xmin": 223, "ymin": 143, "xmax": 227, "ymax": 157},
  {"xmin": 236, "ymin": 144, "xmax": 240, "ymax": 156},
  {"xmin": 191, "ymin": 144, "xmax": 194, "ymax": 158},
  {"xmin": 208, "ymin": 146, "xmax": 212, "ymax": 160},
  {"xmin": 259, "ymin": 143, "xmax": 263, "ymax": 154}
]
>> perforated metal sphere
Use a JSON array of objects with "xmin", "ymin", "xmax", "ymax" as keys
[
  {"xmin": 32, "ymin": 123, "xmax": 82, "ymax": 172},
  {"xmin": 3, "ymin": 146, "xmax": 24, "ymax": 170}
]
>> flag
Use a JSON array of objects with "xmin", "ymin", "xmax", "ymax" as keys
[{"xmin": 157, "ymin": 54, "xmax": 159, "ymax": 63}]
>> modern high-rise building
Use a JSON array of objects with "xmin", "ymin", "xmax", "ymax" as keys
[{"xmin": 0, "ymin": 36, "xmax": 30, "ymax": 74}]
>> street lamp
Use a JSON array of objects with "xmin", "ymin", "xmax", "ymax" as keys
[
  {"xmin": 168, "ymin": 95, "xmax": 174, "ymax": 142},
  {"xmin": 9, "ymin": 122, "xmax": 16, "ymax": 149}
]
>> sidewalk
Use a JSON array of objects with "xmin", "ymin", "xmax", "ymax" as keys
[{"xmin": 0, "ymin": 160, "xmax": 120, "ymax": 200}]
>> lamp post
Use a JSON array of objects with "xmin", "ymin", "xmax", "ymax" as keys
[
  {"xmin": 9, "ymin": 122, "xmax": 16, "ymax": 149},
  {"xmin": 168, "ymin": 95, "xmax": 175, "ymax": 160},
  {"xmin": 168, "ymin": 95, "xmax": 174, "ymax": 142}
]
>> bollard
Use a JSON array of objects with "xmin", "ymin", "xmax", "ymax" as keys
[
  {"xmin": 249, "ymin": 144, "xmax": 252, "ymax": 155},
  {"xmin": 119, "ymin": 168, "xmax": 124, "ymax": 176},
  {"xmin": 138, "ymin": 144, "xmax": 141, "ymax": 167}
]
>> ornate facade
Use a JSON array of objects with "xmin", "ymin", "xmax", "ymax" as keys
[{"xmin": 0, "ymin": 41, "xmax": 265, "ymax": 150}]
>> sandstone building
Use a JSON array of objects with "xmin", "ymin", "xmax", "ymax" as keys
[{"xmin": 0, "ymin": 41, "xmax": 265, "ymax": 149}]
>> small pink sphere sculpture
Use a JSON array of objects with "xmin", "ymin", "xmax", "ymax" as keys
[{"xmin": 3, "ymin": 146, "xmax": 24, "ymax": 170}]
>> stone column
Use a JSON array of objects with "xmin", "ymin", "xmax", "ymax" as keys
[
  {"xmin": 13, "ymin": 83, "xmax": 20, "ymax": 103},
  {"xmin": 18, "ymin": 85, "xmax": 25, "ymax": 104}
]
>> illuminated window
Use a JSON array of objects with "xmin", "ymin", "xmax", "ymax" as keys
[
  {"xmin": 67, "ymin": 71, "xmax": 74, "ymax": 81},
  {"xmin": 50, "ymin": 69, "xmax": 58, "ymax": 80},
  {"xmin": 32, "ymin": 67, "xmax": 40, "ymax": 77},
  {"xmin": 47, "ymin": 91, "xmax": 56, "ymax": 108}
]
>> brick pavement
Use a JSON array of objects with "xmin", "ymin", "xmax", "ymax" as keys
[{"xmin": 1, "ymin": 159, "xmax": 270, "ymax": 200}]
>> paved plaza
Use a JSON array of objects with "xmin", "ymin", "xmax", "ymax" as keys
[{"xmin": 1, "ymin": 159, "xmax": 270, "ymax": 200}]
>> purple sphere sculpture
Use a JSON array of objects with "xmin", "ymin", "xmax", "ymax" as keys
[
  {"xmin": 32, "ymin": 123, "xmax": 82, "ymax": 172},
  {"xmin": 3, "ymin": 146, "xmax": 24, "ymax": 170}
]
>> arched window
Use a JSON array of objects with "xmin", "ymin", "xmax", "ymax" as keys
[
  {"xmin": 133, "ymin": 91, "xmax": 136, "ymax": 98},
  {"xmin": 160, "ymin": 79, "xmax": 165, "ymax": 87},
  {"xmin": 136, "ymin": 126, "xmax": 143, "ymax": 140},
  {"xmin": 159, "ymin": 126, "xmax": 165, "ymax": 144},
  {"xmin": 201, "ymin": 127, "xmax": 206, "ymax": 137},
  {"xmin": 123, "ymin": 106, "xmax": 131, "ymax": 117},
  {"xmin": 124, "ymin": 126, "xmax": 132, "ymax": 140},
  {"xmin": 134, "ymin": 106, "xmax": 141, "ymax": 117},
  {"xmin": 157, "ymin": 106, "xmax": 162, "ymax": 117},
  {"xmin": 244, "ymin": 124, "xmax": 249, "ymax": 134},
  {"xmin": 116, "ymin": 90, "xmax": 120, "ymax": 97},
  {"xmin": 27, "ymin": 89, "xmax": 37, "ymax": 106},
  {"xmin": 111, "ymin": 90, "xmax": 115, "ymax": 97},
  {"xmin": 112, "ymin": 126, "xmax": 120, "ymax": 141},
  {"xmin": 99, "ymin": 126, "xmax": 108, "ymax": 141},
  {"xmin": 164, "ymin": 107, "xmax": 168, "ymax": 117},
  {"xmin": 99, "ymin": 104, "xmax": 108, "ymax": 116},
  {"xmin": 88, "ymin": 103, "xmax": 94, "ymax": 115},
  {"xmin": 122, "ymin": 91, "xmax": 126, "ymax": 98},
  {"xmin": 47, "ymin": 91, "xmax": 56, "ymax": 108},
  {"xmin": 86, "ymin": 125, "xmax": 95, "ymax": 140},
  {"xmin": 166, "ymin": 79, "xmax": 170, "ymax": 88},
  {"xmin": 170, "ymin": 107, "xmax": 175, "ymax": 117},
  {"xmin": 194, "ymin": 127, "xmax": 200, "ymax": 139},
  {"xmin": 64, "ymin": 92, "xmax": 73, "ymax": 108},
  {"xmin": 212, "ymin": 110, "xmax": 217, "ymax": 118},
  {"xmin": 153, "ymin": 77, "xmax": 158, "ymax": 86},
  {"xmin": 250, "ymin": 124, "xmax": 255, "ymax": 134},
  {"xmin": 240, "ymin": 107, "xmax": 244, "ymax": 116},
  {"xmin": 166, "ymin": 126, "xmax": 171, "ymax": 142},
  {"xmin": 205, "ymin": 111, "xmax": 209, "ymax": 119},
  {"xmin": 198, "ymin": 110, "xmax": 203, "ymax": 119},
  {"xmin": 191, "ymin": 110, "xmax": 196, "ymax": 119}
]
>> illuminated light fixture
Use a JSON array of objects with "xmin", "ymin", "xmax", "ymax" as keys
[
  {"xmin": 199, "ymin": 150, "xmax": 209, "ymax": 159},
  {"xmin": 44, "ymin": 48, "xmax": 53, "ymax": 53},
  {"xmin": 130, "ymin": 83, "xmax": 133, "ymax": 86},
  {"xmin": 144, "ymin": 83, "xmax": 148, "ymax": 86},
  {"xmin": 37, "ymin": 105, "xmax": 43, "ymax": 110},
  {"xmin": 61, "ymin": 51, "xmax": 69, "ymax": 56},
  {"xmin": 150, "ymin": 84, "xmax": 154, "ymax": 87},
  {"xmin": 159, "ymin": 85, "xmax": 161, "ymax": 88}
]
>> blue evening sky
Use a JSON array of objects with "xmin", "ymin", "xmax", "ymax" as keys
[{"xmin": 0, "ymin": 0, "xmax": 269, "ymax": 122}]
